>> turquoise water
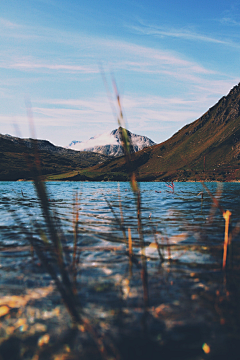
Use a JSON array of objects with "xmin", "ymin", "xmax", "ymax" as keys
[
  {"xmin": 0, "ymin": 181, "xmax": 239, "ymax": 248},
  {"xmin": 0, "ymin": 180, "xmax": 239, "ymax": 273},
  {"xmin": 0, "ymin": 181, "xmax": 240, "ymax": 359}
]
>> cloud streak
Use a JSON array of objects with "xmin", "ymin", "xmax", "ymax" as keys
[
  {"xmin": 0, "ymin": 59, "xmax": 97, "ymax": 73},
  {"xmin": 0, "ymin": 17, "xmax": 19, "ymax": 29},
  {"xmin": 130, "ymin": 21, "xmax": 240, "ymax": 49},
  {"xmin": 30, "ymin": 92, "xmax": 215, "ymax": 134},
  {"xmin": 0, "ymin": 17, "xmax": 221, "ymax": 79},
  {"xmin": 0, "ymin": 15, "xmax": 239, "ymax": 146}
]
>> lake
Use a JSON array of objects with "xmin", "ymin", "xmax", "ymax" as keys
[{"xmin": 0, "ymin": 181, "xmax": 240, "ymax": 359}]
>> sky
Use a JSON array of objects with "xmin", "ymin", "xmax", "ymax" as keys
[{"xmin": 1, "ymin": 0, "xmax": 240, "ymax": 147}]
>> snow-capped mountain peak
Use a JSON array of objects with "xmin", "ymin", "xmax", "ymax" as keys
[{"xmin": 67, "ymin": 129, "xmax": 155, "ymax": 156}]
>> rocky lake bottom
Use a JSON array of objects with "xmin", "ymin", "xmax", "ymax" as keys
[{"xmin": 0, "ymin": 181, "xmax": 240, "ymax": 360}]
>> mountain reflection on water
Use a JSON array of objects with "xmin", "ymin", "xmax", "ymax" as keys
[{"xmin": 0, "ymin": 181, "xmax": 240, "ymax": 360}]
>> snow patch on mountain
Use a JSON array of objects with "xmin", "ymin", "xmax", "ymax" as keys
[
  {"xmin": 67, "ymin": 131, "xmax": 118, "ymax": 151},
  {"xmin": 67, "ymin": 129, "xmax": 156, "ymax": 156}
]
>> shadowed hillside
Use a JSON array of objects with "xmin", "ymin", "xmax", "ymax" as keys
[{"xmin": 0, "ymin": 135, "xmax": 110, "ymax": 180}]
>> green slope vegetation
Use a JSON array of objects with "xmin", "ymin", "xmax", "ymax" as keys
[{"xmin": 55, "ymin": 83, "xmax": 240, "ymax": 182}]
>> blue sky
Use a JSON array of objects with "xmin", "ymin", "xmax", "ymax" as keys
[{"xmin": 1, "ymin": 0, "xmax": 240, "ymax": 146}]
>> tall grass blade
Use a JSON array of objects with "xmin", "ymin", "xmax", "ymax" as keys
[
  {"xmin": 72, "ymin": 192, "xmax": 79, "ymax": 294},
  {"xmin": 202, "ymin": 182, "xmax": 232, "ymax": 270},
  {"xmin": 20, "ymin": 101, "xmax": 83, "ymax": 324},
  {"xmin": 128, "ymin": 227, "xmax": 133, "ymax": 276},
  {"xmin": 103, "ymin": 194, "xmax": 127, "ymax": 244},
  {"xmin": 111, "ymin": 75, "xmax": 149, "ymax": 308},
  {"xmin": 222, "ymin": 210, "xmax": 232, "ymax": 270}
]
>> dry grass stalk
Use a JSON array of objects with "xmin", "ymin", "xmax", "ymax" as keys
[
  {"xmin": 19, "ymin": 102, "xmax": 82, "ymax": 324},
  {"xmin": 112, "ymin": 76, "xmax": 149, "ymax": 308},
  {"xmin": 104, "ymin": 194, "xmax": 127, "ymax": 244},
  {"xmin": 222, "ymin": 210, "xmax": 232, "ymax": 270},
  {"xmin": 118, "ymin": 183, "xmax": 124, "ymax": 228},
  {"xmin": 201, "ymin": 182, "xmax": 232, "ymax": 270},
  {"xmin": 166, "ymin": 235, "xmax": 171, "ymax": 262},
  {"xmin": 72, "ymin": 192, "xmax": 80, "ymax": 294},
  {"xmin": 17, "ymin": 103, "xmax": 119, "ymax": 359},
  {"xmin": 148, "ymin": 216, "xmax": 164, "ymax": 264},
  {"xmin": 128, "ymin": 227, "xmax": 133, "ymax": 276}
]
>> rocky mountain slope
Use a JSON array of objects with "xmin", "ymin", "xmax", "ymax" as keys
[
  {"xmin": 67, "ymin": 129, "xmax": 156, "ymax": 156},
  {"xmin": 61, "ymin": 83, "xmax": 240, "ymax": 182},
  {"xmin": 3, "ymin": 82, "xmax": 240, "ymax": 182},
  {"xmin": 0, "ymin": 134, "xmax": 110, "ymax": 180}
]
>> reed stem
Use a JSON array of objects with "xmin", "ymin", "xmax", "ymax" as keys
[
  {"xmin": 128, "ymin": 227, "xmax": 133, "ymax": 276},
  {"xmin": 222, "ymin": 210, "xmax": 232, "ymax": 270}
]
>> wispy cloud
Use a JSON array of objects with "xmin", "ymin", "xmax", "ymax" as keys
[
  {"xmin": 0, "ymin": 18, "xmax": 19, "ymax": 29},
  {"xmin": 0, "ymin": 79, "xmax": 237, "ymax": 146},
  {"xmin": 0, "ymin": 36, "xmax": 219, "ymax": 86},
  {"xmin": 129, "ymin": 21, "xmax": 239, "ymax": 48},
  {"xmin": 29, "ymin": 92, "xmax": 217, "ymax": 136},
  {"xmin": 0, "ymin": 59, "xmax": 97, "ymax": 73},
  {"xmin": 219, "ymin": 4, "xmax": 240, "ymax": 27},
  {"xmin": 0, "ymin": 16, "xmax": 238, "ymax": 146},
  {"xmin": 0, "ymin": 18, "xmax": 221, "ymax": 78}
]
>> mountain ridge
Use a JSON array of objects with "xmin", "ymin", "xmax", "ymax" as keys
[
  {"xmin": 2, "ymin": 82, "xmax": 240, "ymax": 181},
  {"xmin": 59, "ymin": 83, "xmax": 240, "ymax": 182}
]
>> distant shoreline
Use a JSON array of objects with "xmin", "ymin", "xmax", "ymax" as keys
[{"xmin": 5, "ymin": 179, "xmax": 239, "ymax": 183}]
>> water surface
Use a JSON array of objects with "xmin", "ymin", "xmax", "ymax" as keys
[{"xmin": 0, "ymin": 181, "xmax": 240, "ymax": 359}]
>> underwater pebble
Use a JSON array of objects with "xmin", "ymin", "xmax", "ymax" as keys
[
  {"xmin": 202, "ymin": 342, "xmax": 211, "ymax": 354},
  {"xmin": 0, "ymin": 306, "xmax": 9, "ymax": 317},
  {"xmin": 38, "ymin": 333, "xmax": 50, "ymax": 347},
  {"xmin": 42, "ymin": 307, "xmax": 60, "ymax": 319},
  {"xmin": 172, "ymin": 300, "xmax": 180, "ymax": 306},
  {"xmin": 29, "ymin": 323, "xmax": 47, "ymax": 334},
  {"xmin": 15, "ymin": 318, "xmax": 26, "ymax": 327},
  {"xmin": 19, "ymin": 324, "xmax": 28, "ymax": 332},
  {"xmin": 101, "ymin": 267, "xmax": 112, "ymax": 275},
  {"xmin": 6, "ymin": 326, "xmax": 15, "ymax": 335}
]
